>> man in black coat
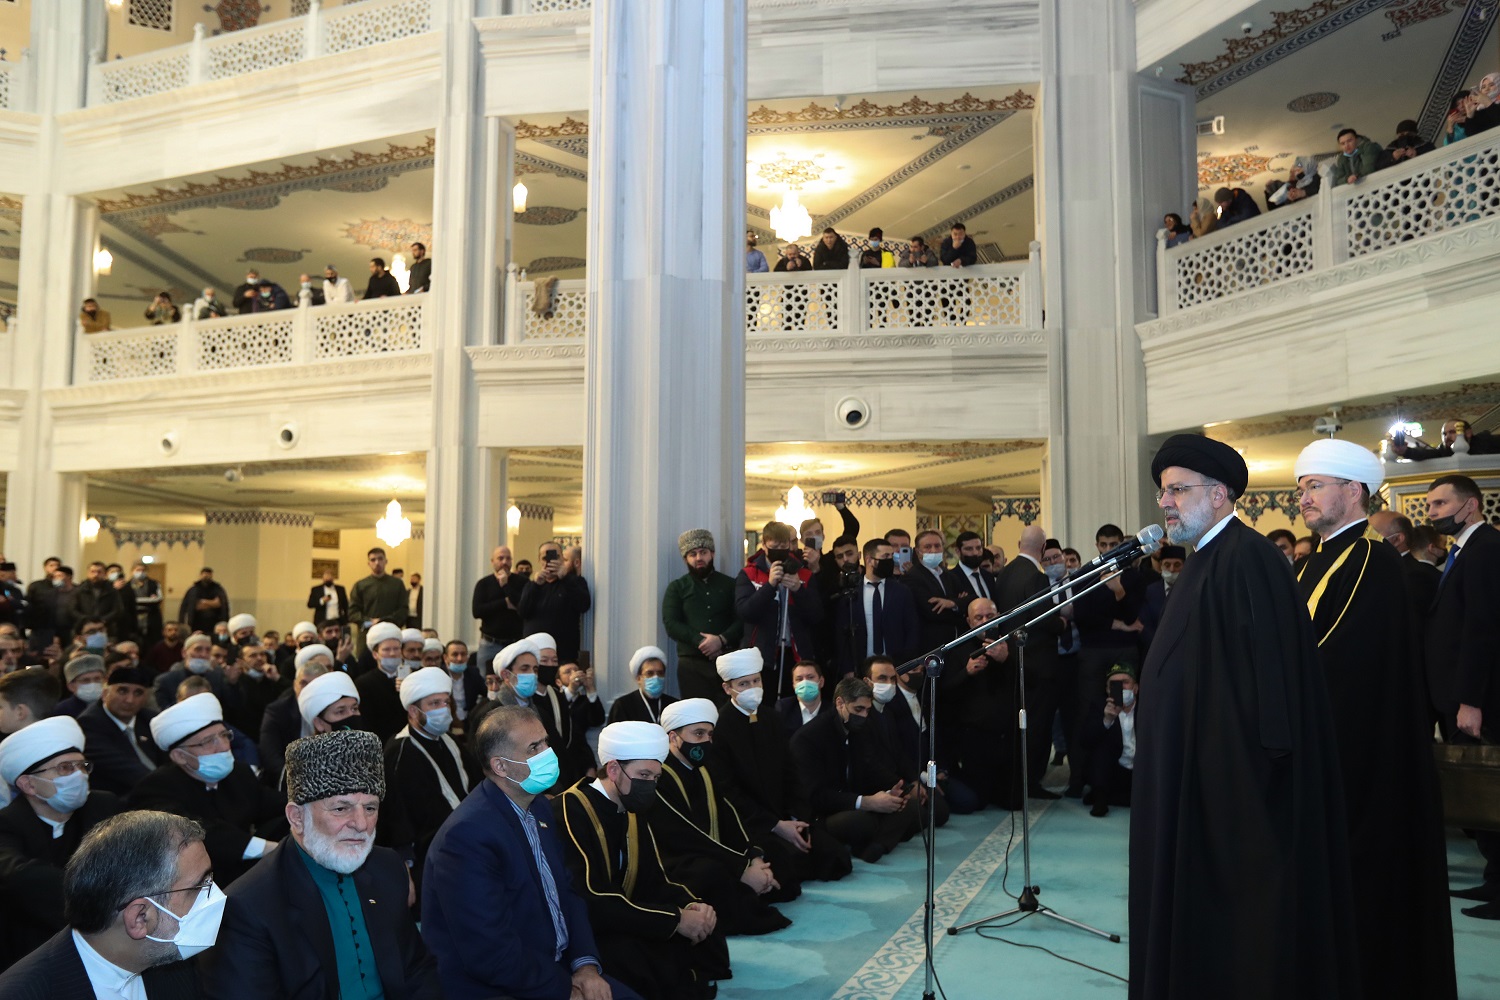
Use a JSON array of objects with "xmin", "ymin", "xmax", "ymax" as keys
[
  {"xmin": 1368, "ymin": 510, "xmax": 1442, "ymax": 654},
  {"xmin": 364, "ymin": 257, "xmax": 403, "ymax": 298},
  {"xmin": 1069, "ymin": 667, "xmax": 1138, "ymax": 818},
  {"xmin": 471, "ymin": 545, "xmax": 527, "ymax": 674},
  {"xmin": 735, "ymin": 524, "xmax": 824, "ymax": 698},
  {"xmin": 1423, "ymin": 473, "xmax": 1500, "ymax": 918},
  {"xmin": 517, "ymin": 542, "xmax": 592, "ymax": 664},
  {"xmin": 307, "ymin": 570, "xmax": 349, "ymax": 628},
  {"xmin": 832, "ymin": 539, "xmax": 921, "ymax": 678},
  {"xmin": 177, "ymin": 568, "xmax": 230, "ymax": 637},
  {"xmin": 904, "ymin": 531, "xmax": 963, "ymax": 653},
  {"xmin": 992, "ymin": 526, "xmax": 1067, "ymax": 795},
  {"xmin": 200, "ymin": 729, "xmax": 441, "ymax": 999},
  {"xmin": 941, "ymin": 530, "xmax": 998, "ymax": 621},
  {"xmin": 77, "ymin": 666, "xmax": 163, "ymax": 797}
]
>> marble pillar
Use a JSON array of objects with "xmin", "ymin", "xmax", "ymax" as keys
[{"xmin": 583, "ymin": 0, "xmax": 748, "ymax": 699}]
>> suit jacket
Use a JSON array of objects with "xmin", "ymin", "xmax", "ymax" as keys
[
  {"xmin": 992, "ymin": 556, "xmax": 1066, "ymax": 679},
  {"xmin": 200, "ymin": 840, "xmax": 440, "ymax": 999},
  {"xmin": 790, "ymin": 709, "xmax": 903, "ymax": 818},
  {"xmin": 1424, "ymin": 522, "xmax": 1500, "ymax": 727},
  {"xmin": 257, "ymin": 691, "xmax": 302, "ymax": 789},
  {"xmin": 1137, "ymin": 580, "xmax": 1170, "ymax": 652},
  {"xmin": 306, "ymin": 584, "xmax": 349, "ymax": 626},
  {"xmin": 774, "ymin": 694, "xmax": 832, "ymax": 735},
  {"xmin": 941, "ymin": 564, "xmax": 999, "ymax": 619},
  {"xmin": 832, "ymin": 577, "xmax": 922, "ymax": 676},
  {"xmin": 0, "ymin": 927, "xmax": 199, "ymax": 999},
  {"xmin": 77, "ymin": 702, "xmax": 164, "ymax": 796},
  {"xmin": 127, "ymin": 762, "xmax": 288, "ymax": 886},
  {"xmin": 422, "ymin": 780, "xmax": 600, "ymax": 1000},
  {"xmin": 902, "ymin": 563, "xmax": 964, "ymax": 654}
]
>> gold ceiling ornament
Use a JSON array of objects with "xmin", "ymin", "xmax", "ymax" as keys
[
  {"xmin": 747, "ymin": 90, "xmax": 1035, "ymax": 126},
  {"xmin": 514, "ymin": 117, "xmax": 590, "ymax": 141},
  {"xmin": 756, "ymin": 155, "xmax": 823, "ymax": 189}
]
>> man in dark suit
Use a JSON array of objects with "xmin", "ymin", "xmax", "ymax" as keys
[
  {"xmin": 421, "ymin": 704, "xmax": 643, "ymax": 999},
  {"xmin": 1423, "ymin": 474, "xmax": 1500, "ymax": 918},
  {"xmin": 832, "ymin": 538, "xmax": 921, "ymax": 679},
  {"xmin": 1136, "ymin": 545, "xmax": 1185, "ymax": 653},
  {"xmin": 1369, "ymin": 510, "xmax": 1442, "ymax": 649},
  {"xmin": 200, "ymin": 729, "xmax": 441, "ymax": 998},
  {"xmin": 775, "ymin": 660, "xmax": 834, "ymax": 734},
  {"xmin": 905, "ymin": 530, "xmax": 964, "ymax": 654},
  {"xmin": 941, "ymin": 530, "xmax": 998, "ymax": 619},
  {"xmin": 993, "ymin": 525, "xmax": 1068, "ymax": 796},
  {"xmin": 307, "ymin": 570, "xmax": 349, "ymax": 628},
  {"xmin": 77, "ymin": 665, "xmax": 163, "ymax": 797},
  {"xmin": 0, "ymin": 810, "xmax": 210, "ymax": 998}
]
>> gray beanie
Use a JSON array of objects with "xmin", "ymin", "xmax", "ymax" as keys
[{"xmin": 678, "ymin": 528, "xmax": 715, "ymax": 556}]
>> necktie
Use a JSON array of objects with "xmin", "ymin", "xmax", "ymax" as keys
[
  {"xmin": 1440, "ymin": 546, "xmax": 1459, "ymax": 584},
  {"xmin": 972, "ymin": 570, "xmax": 987, "ymax": 599},
  {"xmin": 871, "ymin": 582, "xmax": 885, "ymax": 655}
]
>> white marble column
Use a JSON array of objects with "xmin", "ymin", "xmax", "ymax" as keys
[
  {"xmin": 1037, "ymin": 0, "xmax": 1194, "ymax": 543},
  {"xmin": 583, "ymin": 0, "xmax": 748, "ymax": 700}
]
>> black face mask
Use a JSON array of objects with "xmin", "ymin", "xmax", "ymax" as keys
[
  {"xmin": 619, "ymin": 776, "xmax": 658, "ymax": 813},
  {"xmin": 1431, "ymin": 512, "xmax": 1467, "ymax": 536},
  {"xmin": 334, "ymin": 714, "xmax": 366, "ymax": 732},
  {"xmin": 844, "ymin": 712, "xmax": 869, "ymax": 733},
  {"xmin": 682, "ymin": 740, "xmax": 711, "ymax": 767},
  {"xmin": 959, "ymin": 553, "xmax": 984, "ymax": 570},
  {"xmin": 872, "ymin": 558, "xmax": 895, "ymax": 579},
  {"xmin": 765, "ymin": 548, "xmax": 792, "ymax": 566},
  {"xmin": 538, "ymin": 663, "xmax": 560, "ymax": 688}
]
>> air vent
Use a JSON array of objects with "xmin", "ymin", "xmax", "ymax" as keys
[{"xmin": 1196, "ymin": 115, "xmax": 1225, "ymax": 137}]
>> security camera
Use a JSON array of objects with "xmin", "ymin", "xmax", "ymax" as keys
[
  {"xmin": 224, "ymin": 467, "xmax": 243, "ymax": 483},
  {"xmin": 276, "ymin": 421, "xmax": 299, "ymax": 449},
  {"xmin": 1240, "ymin": 21, "xmax": 1254, "ymax": 34},
  {"xmin": 159, "ymin": 430, "xmax": 179, "ymax": 455},
  {"xmin": 1312, "ymin": 415, "xmax": 1343, "ymax": 437},
  {"xmin": 835, "ymin": 396, "xmax": 870, "ymax": 429}
]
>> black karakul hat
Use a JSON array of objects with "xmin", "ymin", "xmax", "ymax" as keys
[{"xmin": 285, "ymin": 729, "xmax": 386, "ymax": 806}]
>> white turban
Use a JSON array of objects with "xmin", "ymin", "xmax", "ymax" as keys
[
  {"xmin": 291, "ymin": 621, "xmax": 318, "ymax": 639},
  {"xmin": 495, "ymin": 639, "xmax": 540, "ymax": 674},
  {"xmin": 660, "ymin": 698, "xmax": 718, "ymax": 733},
  {"xmin": 0, "ymin": 717, "xmax": 85, "ymax": 786},
  {"xmin": 715, "ymin": 647, "xmax": 763, "ymax": 681},
  {"xmin": 228, "ymin": 613, "xmax": 257, "ymax": 634},
  {"xmin": 297, "ymin": 671, "xmax": 359, "ymax": 726},
  {"xmin": 527, "ymin": 632, "xmax": 557, "ymax": 653},
  {"xmin": 400, "ymin": 629, "xmax": 425, "ymax": 647},
  {"xmin": 629, "ymin": 646, "xmax": 667, "ymax": 678},
  {"xmin": 365, "ymin": 622, "xmax": 402, "ymax": 648},
  {"xmin": 400, "ymin": 667, "xmax": 453, "ymax": 708},
  {"xmin": 150, "ymin": 692, "xmax": 223, "ymax": 751},
  {"xmin": 294, "ymin": 644, "xmax": 334, "ymax": 671},
  {"xmin": 1293, "ymin": 438, "xmax": 1384, "ymax": 494},
  {"xmin": 597, "ymin": 721, "xmax": 668, "ymax": 765},
  {"xmin": 423, "ymin": 638, "xmax": 444, "ymax": 654}
]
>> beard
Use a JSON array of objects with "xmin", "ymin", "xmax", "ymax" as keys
[
  {"xmin": 300, "ymin": 807, "xmax": 374, "ymax": 875},
  {"xmin": 1164, "ymin": 504, "xmax": 1215, "ymax": 547}
]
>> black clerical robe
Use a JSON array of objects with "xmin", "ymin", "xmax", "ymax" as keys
[
  {"xmin": 606, "ymin": 690, "xmax": 677, "ymax": 726},
  {"xmin": 129, "ymin": 761, "xmax": 289, "ymax": 886},
  {"xmin": 379, "ymin": 726, "xmax": 480, "ymax": 900},
  {"xmin": 1296, "ymin": 522, "xmax": 1455, "ymax": 999},
  {"xmin": 355, "ymin": 669, "xmax": 408, "ymax": 743},
  {"xmin": 1129, "ymin": 517, "xmax": 1358, "ymax": 1000},
  {"xmin": 534, "ymin": 685, "xmax": 603, "ymax": 787},
  {"xmin": 559, "ymin": 780, "xmax": 730, "ymax": 999}
]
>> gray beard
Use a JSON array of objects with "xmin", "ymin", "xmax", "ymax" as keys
[{"xmin": 300, "ymin": 813, "xmax": 374, "ymax": 875}]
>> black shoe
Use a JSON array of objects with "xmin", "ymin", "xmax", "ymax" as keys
[
  {"xmin": 1051, "ymin": 751, "xmax": 1066, "ymax": 767},
  {"xmin": 1030, "ymin": 788, "xmax": 1062, "ymax": 800},
  {"xmin": 857, "ymin": 843, "xmax": 887, "ymax": 864},
  {"xmin": 1461, "ymin": 900, "xmax": 1500, "ymax": 920},
  {"xmin": 1450, "ymin": 883, "xmax": 1500, "ymax": 902},
  {"xmin": 1090, "ymin": 802, "xmax": 1109, "ymax": 818}
]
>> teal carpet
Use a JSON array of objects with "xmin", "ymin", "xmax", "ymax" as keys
[{"xmin": 718, "ymin": 771, "xmax": 1500, "ymax": 999}]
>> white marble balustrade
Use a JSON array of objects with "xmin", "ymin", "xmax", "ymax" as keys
[
  {"xmin": 1158, "ymin": 127, "xmax": 1500, "ymax": 317},
  {"xmin": 77, "ymin": 296, "xmax": 427, "ymax": 383}
]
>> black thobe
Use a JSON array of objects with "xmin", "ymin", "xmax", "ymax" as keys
[
  {"xmin": 129, "ymin": 761, "xmax": 289, "ymax": 886},
  {"xmin": 559, "ymin": 780, "xmax": 730, "ymax": 999},
  {"xmin": 1129, "ymin": 517, "xmax": 1358, "ymax": 1000},
  {"xmin": 606, "ymin": 690, "xmax": 678, "ymax": 726},
  {"xmin": 379, "ymin": 727, "xmax": 480, "ymax": 899},
  {"xmin": 355, "ymin": 668, "xmax": 408, "ymax": 743},
  {"xmin": 1296, "ymin": 523, "xmax": 1455, "ymax": 999}
]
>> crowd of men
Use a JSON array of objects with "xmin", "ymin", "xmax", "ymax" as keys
[{"xmin": 0, "ymin": 433, "xmax": 1491, "ymax": 997}]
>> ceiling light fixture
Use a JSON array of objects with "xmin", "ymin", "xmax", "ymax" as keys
[
  {"xmin": 771, "ymin": 191, "xmax": 812, "ymax": 243},
  {"xmin": 93, "ymin": 247, "xmax": 113, "ymax": 275},
  {"xmin": 756, "ymin": 154, "xmax": 822, "ymax": 244},
  {"xmin": 506, "ymin": 503, "xmax": 522, "ymax": 531},
  {"xmin": 390, "ymin": 253, "xmax": 409, "ymax": 293},
  {"xmin": 775, "ymin": 483, "xmax": 814, "ymax": 528},
  {"xmin": 375, "ymin": 499, "xmax": 411, "ymax": 549},
  {"xmin": 81, "ymin": 516, "xmax": 101, "ymax": 543},
  {"xmin": 512, "ymin": 180, "xmax": 528, "ymax": 214}
]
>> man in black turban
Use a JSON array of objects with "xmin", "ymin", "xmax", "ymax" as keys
[{"xmin": 1128, "ymin": 435, "xmax": 1360, "ymax": 1000}]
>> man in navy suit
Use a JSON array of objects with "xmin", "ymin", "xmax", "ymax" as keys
[
  {"xmin": 1136, "ymin": 545, "xmax": 1185, "ymax": 653},
  {"xmin": 833, "ymin": 539, "xmax": 920, "ymax": 678},
  {"xmin": 903, "ymin": 531, "xmax": 964, "ymax": 653},
  {"xmin": 76, "ymin": 665, "xmax": 164, "ymax": 797},
  {"xmin": 941, "ymin": 531, "xmax": 998, "ymax": 620},
  {"xmin": 775, "ymin": 660, "xmax": 834, "ymax": 734},
  {"xmin": 420, "ymin": 703, "xmax": 642, "ymax": 999}
]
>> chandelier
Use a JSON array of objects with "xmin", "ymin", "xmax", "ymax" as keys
[
  {"xmin": 506, "ymin": 503, "xmax": 522, "ymax": 531},
  {"xmin": 771, "ymin": 191, "xmax": 812, "ymax": 243},
  {"xmin": 757, "ymin": 153, "xmax": 822, "ymax": 244},
  {"xmin": 375, "ymin": 499, "xmax": 412, "ymax": 548},
  {"xmin": 512, "ymin": 180, "xmax": 529, "ymax": 214},
  {"xmin": 775, "ymin": 484, "xmax": 814, "ymax": 528}
]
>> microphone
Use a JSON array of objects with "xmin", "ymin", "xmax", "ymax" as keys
[{"xmin": 1083, "ymin": 524, "xmax": 1165, "ymax": 571}]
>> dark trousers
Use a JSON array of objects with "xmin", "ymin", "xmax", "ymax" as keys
[
  {"xmin": 1085, "ymin": 761, "xmax": 1134, "ymax": 808},
  {"xmin": 1453, "ymin": 729, "xmax": 1500, "ymax": 885},
  {"xmin": 596, "ymin": 924, "xmax": 730, "ymax": 1000},
  {"xmin": 1024, "ymin": 668, "xmax": 1062, "ymax": 789},
  {"xmin": 677, "ymin": 653, "xmax": 729, "ymax": 705},
  {"xmin": 825, "ymin": 800, "xmax": 920, "ymax": 855}
]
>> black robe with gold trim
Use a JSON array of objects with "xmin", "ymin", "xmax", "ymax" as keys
[{"xmin": 1297, "ymin": 521, "xmax": 1455, "ymax": 1000}]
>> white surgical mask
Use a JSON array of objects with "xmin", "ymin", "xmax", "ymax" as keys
[
  {"xmin": 146, "ymin": 881, "xmax": 227, "ymax": 960},
  {"xmin": 872, "ymin": 681, "xmax": 897, "ymax": 704},
  {"xmin": 734, "ymin": 687, "xmax": 764, "ymax": 713},
  {"xmin": 75, "ymin": 682, "xmax": 104, "ymax": 703},
  {"xmin": 1121, "ymin": 689, "xmax": 1135, "ymax": 707},
  {"xmin": 39, "ymin": 770, "xmax": 91, "ymax": 813},
  {"xmin": 1161, "ymin": 570, "xmax": 1179, "ymax": 587},
  {"xmin": 920, "ymin": 552, "xmax": 945, "ymax": 569}
]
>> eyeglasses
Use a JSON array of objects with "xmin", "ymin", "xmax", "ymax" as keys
[
  {"xmin": 1292, "ymin": 479, "xmax": 1350, "ymax": 504},
  {"xmin": 139, "ymin": 872, "xmax": 215, "ymax": 902},
  {"xmin": 179, "ymin": 729, "xmax": 232, "ymax": 753},
  {"xmin": 1155, "ymin": 484, "xmax": 1210, "ymax": 502},
  {"xmin": 28, "ymin": 759, "xmax": 92, "ymax": 779}
]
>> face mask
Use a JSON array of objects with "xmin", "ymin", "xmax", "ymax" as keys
[
  {"xmin": 85, "ymin": 632, "xmax": 108, "ymax": 651},
  {"xmin": 195, "ymin": 750, "xmax": 235, "ymax": 782},
  {"xmin": 872, "ymin": 681, "xmax": 897, "ymax": 704},
  {"xmin": 959, "ymin": 554, "xmax": 984, "ymax": 570},
  {"xmin": 870, "ymin": 239, "xmax": 882, "ymax": 247},
  {"xmin": 421, "ymin": 707, "xmax": 452, "ymax": 738},
  {"xmin": 501, "ymin": 747, "xmax": 559, "ymax": 794},
  {"xmin": 247, "ymin": 669, "xmax": 264, "ymax": 680},
  {"xmin": 133, "ymin": 570, "xmax": 146, "ymax": 581},
  {"xmin": 1431, "ymin": 513, "xmax": 1466, "ymax": 536},
  {"xmin": 920, "ymin": 552, "xmax": 944, "ymax": 569},
  {"xmin": 446, "ymin": 659, "xmax": 466, "ymax": 674},
  {"xmin": 618, "ymin": 775, "xmax": 658, "ymax": 813},
  {"xmin": 538, "ymin": 663, "xmax": 559, "ymax": 689},
  {"xmin": 51, "ymin": 578, "xmax": 64, "ymax": 588},
  {"xmin": 107, "ymin": 571, "xmax": 121, "ymax": 582},
  {"xmin": 513, "ymin": 673, "xmax": 538, "ymax": 698},
  {"xmin": 1045, "ymin": 564, "xmax": 1067, "ymax": 585},
  {"xmin": 1161, "ymin": 570, "xmax": 1179, "ymax": 587},
  {"xmin": 804, "ymin": 536, "xmax": 823, "ymax": 551},
  {"xmin": 765, "ymin": 548, "xmax": 792, "ymax": 566},
  {"xmin": 300, "ymin": 281, "xmax": 311, "ymax": 290},
  {"xmin": 76, "ymin": 682, "xmax": 104, "ymax": 702},
  {"xmin": 487, "ymin": 689, "xmax": 501, "ymax": 702},
  {"xmin": 146, "ymin": 881, "xmax": 227, "ymax": 960},
  {"xmin": 873, "ymin": 559, "xmax": 895, "ymax": 579},
  {"xmin": 186, "ymin": 657, "xmax": 211, "ymax": 674},
  {"xmin": 794, "ymin": 679, "xmax": 820, "ymax": 703},
  {"xmin": 844, "ymin": 711, "xmax": 869, "ymax": 733},
  {"xmin": 38, "ymin": 770, "xmax": 91, "ymax": 812},
  {"xmin": 734, "ymin": 687, "xmax": 764, "ymax": 713},
  {"xmin": 642, "ymin": 676, "xmax": 665, "ymax": 699},
  {"xmin": 378, "ymin": 656, "xmax": 401, "ymax": 674},
  {"xmin": 681, "ymin": 740, "xmax": 711, "ymax": 767},
  {"xmin": 1121, "ymin": 689, "xmax": 1136, "ymax": 707}
]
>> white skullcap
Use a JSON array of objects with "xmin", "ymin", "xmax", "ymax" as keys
[
  {"xmin": 0, "ymin": 716, "xmax": 85, "ymax": 786},
  {"xmin": 660, "ymin": 698, "xmax": 718, "ymax": 733},
  {"xmin": 629, "ymin": 646, "xmax": 667, "ymax": 678},
  {"xmin": 297, "ymin": 671, "xmax": 359, "ymax": 726},
  {"xmin": 294, "ymin": 643, "xmax": 334, "ymax": 671},
  {"xmin": 495, "ymin": 638, "xmax": 540, "ymax": 674},
  {"xmin": 715, "ymin": 646, "xmax": 763, "ymax": 681},
  {"xmin": 400, "ymin": 628, "xmax": 425, "ymax": 646},
  {"xmin": 400, "ymin": 667, "xmax": 452, "ymax": 708},
  {"xmin": 228, "ymin": 613, "xmax": 257, "ymax": 633},
  {"xmin": 291, "ymin": 621, "xmax": 318, "ymax": 639},
  {"xmin": 365, "ymin": 622, "xmax": 402, "ymax": 648},
  {"xmin": 527, "ymin": 632, "xmax": 557, "ymax": 652},
  {"xmin": 1293, "ymin": 438, "xmax": 1384, "ymax": 494},
  {"xmin": 150, "ymin": 692, "xmax": 224, "ymax": 750},
  {"xmin": 183, "ymin": 632, "xmax": 213, "ymax": 651},
  {"xmin": 597, "ymin": 721, "xmax": 669, "ymax": 765},
  {"xmin": 423, "ymin": 638, "xmax": 444, "ymax": 654}
]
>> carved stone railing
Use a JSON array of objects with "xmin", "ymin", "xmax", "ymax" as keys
[
  {"xmin": 77, "ymin": 297, "xmax": 427, "ymax": 383},
  {"xmin": 0, "ymin": 54, "xmax": 29, "ymax": 112},
  {"xmin": 499, "ymin": 244, "xmax": 1043, "ymax": 345},
  {"xmin": 1158, "ymin": 127, "xmax": 1500, "ymax": 316},
  {"xmin": 90, "ymin": 0, "xmax": 435, "ymax": 105}
]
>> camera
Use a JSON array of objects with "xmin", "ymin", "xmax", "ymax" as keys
[
  {"xmin": 835, "ymin": 396, "xmax": 870, "ymax": 429},
  {"xmin": 821, "ymin": 490, "xmax": 847, "ymax": 505}
]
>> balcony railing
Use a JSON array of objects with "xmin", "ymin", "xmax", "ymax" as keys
[
  {"xmin": 1158, "ymin": 128, "xmax": 1500, "ymax": 316},
  {"xmin": 0, "ymin": 55, "xmax": 26, "ymax": 112},
  {"xmin": 77, "ymin": 297, "xmax": 427, "ymax": 383},
  {"xmin": 501, "ymin": 244, "xmax": 1044, "ymax": 345},
  {"xmin": 89, "ymin": 0, "xmax": 436, "ymax": 105}
]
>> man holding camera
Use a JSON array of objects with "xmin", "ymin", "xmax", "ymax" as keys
[
  {"xmin": 735, "ymin": 522, "xmax": 823, "ymax": 699},
  {"xmin": 517, "ymin": 541, "xmax": 592, "ymax": 665}
]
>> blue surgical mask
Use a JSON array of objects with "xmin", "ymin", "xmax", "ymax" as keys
[
  {"xmin": 501, "ymin": 747, "xmax": 559, "ymax": 794},
  {"xmin": 447, "ymin": 659, "xmax": 466, "ymax": 674},
  {"xmin": 513, "ymin": 673, "xmax": 538, "ymax": 698},
  {"xmin": 794, "ymin": 679, "xmax": 820, "ymax": 703},
  {"xmin": 378, "ymin": 656, "xmax": 401, "ymax": 674},
  {"xmin": 38, "ymin": 770, "xmax": 91, "ymax": 813},
  {"xmin": 643, "ymin": 676, "xmax": 665, "ymax": 699},
  {"xmin": 1122, "ymin": 689, "xmax": 1135, "ymax": 707},
  {"xmin": 186, "ymin": 657, "xmax": 211, "ymax": 675},
  {"xmin": 421, "ymin": 707, "xmax": 452, "ymax": 738},
  {"xmin": 85, "ymin": 632, "xmax": 108, "ymax": 651},
  {"xmin": 195, "ymin": 750, "xmax": 234, "ymax": 782},
  {"xmin": 920, "ymin": 552, "xmax": 944, "ymax": 569}
]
